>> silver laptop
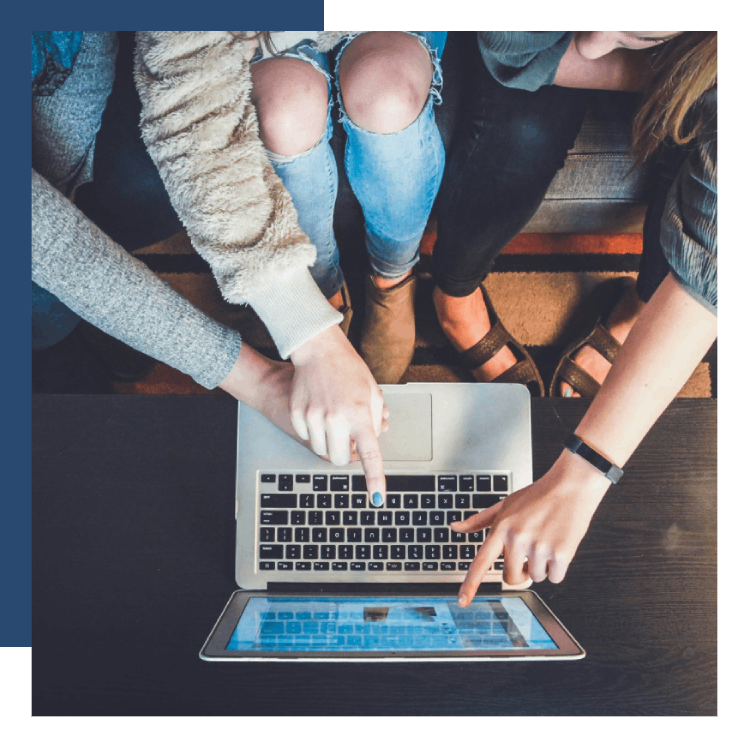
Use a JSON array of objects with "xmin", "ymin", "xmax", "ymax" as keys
[{"xmin": 201, "ymin": 383, "xmax": 585, "ymax": 661}]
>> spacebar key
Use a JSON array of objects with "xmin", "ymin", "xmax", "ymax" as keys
[{"xmin": 353, "ymin": 475, "xmax": 435, "ymax": 492}]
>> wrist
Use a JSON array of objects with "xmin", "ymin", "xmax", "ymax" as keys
[
  {"xmin": 289, "ymin": 324, "xmax": 346, "ymax": 367},
  {"xmin": 218, "ymin": 342, "xmax": 276, "ymax": 410},
  {"xmin": 549, "ymin": 448, "xmax": 613, "ymax": 504}
]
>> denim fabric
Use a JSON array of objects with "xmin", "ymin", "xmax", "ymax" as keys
[
  {"xmin": 32, "ymin": 31, "xmax": 118, "ymax": 350},
  {"xmin": 260, "ymin": 32, "xmax": 446, "ymax": 297},
  {"xmin": 432, "ymin": 37, "xmax": 589, "ymax": 296}
]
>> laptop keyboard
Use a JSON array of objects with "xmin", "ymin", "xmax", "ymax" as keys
[{"xmin": 256, "ymin": 472, "xmax": 509, "ymax": 575}]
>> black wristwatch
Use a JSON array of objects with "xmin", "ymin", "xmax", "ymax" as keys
[{"xmin": 563, "ymin": 434, "xmax": 624, "ymax": 484}]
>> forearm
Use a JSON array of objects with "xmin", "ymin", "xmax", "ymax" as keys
[
  {"xmin": 553, "ymin": 38, "xmax": 648, "ymax": 90},
  {"xmin": 32, "ymin": 169, "xmax": 241, "ymax": 389},
  {"xmin": 573, "ymin": 274, "xmax": 717, "ymax": 470}
]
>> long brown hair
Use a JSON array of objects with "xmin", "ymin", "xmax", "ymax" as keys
[{"xmin": 631, "ymin": 31, "xmax": 717, "ymax": 164}]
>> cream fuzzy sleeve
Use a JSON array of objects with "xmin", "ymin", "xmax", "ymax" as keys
[{"xmin": 134, "ymin": 31, "xmax": 342, "ymax": 358}]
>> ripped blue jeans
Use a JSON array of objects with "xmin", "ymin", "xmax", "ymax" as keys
[{"xmin": 259, "ymin": 32, "xmax": 447, "ymax": 299}]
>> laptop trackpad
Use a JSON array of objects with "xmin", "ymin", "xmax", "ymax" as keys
[{"xmin": 379, "ymin": 392, "xmax": 432, "ymax": 461}]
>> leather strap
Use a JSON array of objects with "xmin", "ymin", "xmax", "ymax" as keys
[{"xmin": 564, "ymin": 434, "xmax": 623, "ymax": 484}]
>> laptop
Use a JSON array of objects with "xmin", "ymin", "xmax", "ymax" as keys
[{"xmin": 201, "ymin": 382, "xmax": 585, "ymax": 661}]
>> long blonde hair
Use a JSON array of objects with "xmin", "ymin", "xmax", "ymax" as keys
[{"xmin": 631, "ymin": 31, "xmax": 717, "ymax": 164}]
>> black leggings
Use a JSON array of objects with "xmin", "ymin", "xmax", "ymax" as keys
[{"xmin": 432, "ymin": 36, "xmax": 683, "ymax": 303}]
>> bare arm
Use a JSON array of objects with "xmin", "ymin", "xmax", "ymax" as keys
[
  {"xmin": 454, "ymin": 274, "xmax": 717, "ymax": 603},
  {"xmin": 553, "ymin": 38, "xmax": 648, "ymax": 91}
]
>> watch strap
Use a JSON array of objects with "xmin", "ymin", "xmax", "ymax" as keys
[{"xmin": 564, "ymin": 434, "xmax": 624, "ymax": 484}]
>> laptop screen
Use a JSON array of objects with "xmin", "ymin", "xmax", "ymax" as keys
[{"xmin": 226, "ymin": 596, "xmax": 558, "ymax": 653}]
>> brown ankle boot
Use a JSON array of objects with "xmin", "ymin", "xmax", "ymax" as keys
[{"xmin": 359, "ymin": 274, "xmax": 417, "ymax": 384}]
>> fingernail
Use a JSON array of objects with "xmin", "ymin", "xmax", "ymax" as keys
[
  {"xmin": 562, "ymin": 387, "xmax": 572, "ymax": 398},
  {"xmin": 458, "ymin": 594, "xmax": 468, "ymax": 607},
  {"xmin": 372, "ymin": 492, "xmax": 384, "ymax": 507}
]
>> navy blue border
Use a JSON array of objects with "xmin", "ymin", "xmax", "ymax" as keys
[{"xmin": 14, "ymin": 1, "xmax": 325, "ymax": 649}]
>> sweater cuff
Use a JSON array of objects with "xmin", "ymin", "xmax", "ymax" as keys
[{"xmin": 242, "ymin": 267, "xmax": 343, "ymax": 359}]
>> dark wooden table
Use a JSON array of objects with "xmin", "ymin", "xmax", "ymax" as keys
[{"xmin": 32, "ymin": 394, "xmax": 716, "ymax": 716}]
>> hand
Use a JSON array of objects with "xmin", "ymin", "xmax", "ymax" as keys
[
  {"xmin": 289, "ymin": 325, "xmax": 388, "ymax": 505},
  {"xmin": 451, "ymin": 450, "xmax": 612, "ymax": 606}
]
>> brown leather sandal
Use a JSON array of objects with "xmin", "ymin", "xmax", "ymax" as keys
[
  {"xmin": 551, "ymin": 276, "xmax": 636, "ymax": 398},
  {"xmin": 456, "ymin": 284, "xmax": 545, "ymax": 397}
]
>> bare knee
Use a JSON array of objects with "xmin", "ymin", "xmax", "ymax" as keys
[
  {"xmin": 251, "ymin": 57, "xmax": 329, "ymax": 156},
  {"xmin": 338, "ymin": 32, "xmax": 434, "ymax": 134}
]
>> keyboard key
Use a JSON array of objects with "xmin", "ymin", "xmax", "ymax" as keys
[
  {"xmin": 404, "ymin": 494, "xmax": 419, "ymax": 508},
  {"xmin": 451, "ymin": 530, "xmax": 466, "ymax": 543},
  {"xmin": 494, "ymin": 561, "xmax": 504, "ymax": 570},
  {"xmin": 440, "ymin": 562, "xmax": 457, "ymax": 571},
  {"xmin": 260, "ymin": 511, "xmax": 288, "ymax": 525},
  {"xmin": 279, "ymin": 474, "xmax": 294, "ymax": 491},
  {"xmin": 416, "ymin": 528, "xmax": 431, "ymax": 543},
  {"xmin": 312, "ymin": 527, "xmax": 327, "ymax": 543},
  {"xmin": 426, "ymin": 545, "xmax": 440, "ymax": 560},
  {"xmin": 330, "ymin": 475, "xmax": 349, "ymax": 491},
  {"xmin": 295, "ymin": 474, "xmax": 311, "ymax": 484},
  {"xmin": 291, "ymin": 511, "xmax": 306, "ymax": 525},
  {"xmin": 395, "ymin": 511, "xmax": 410, "ymax": 525},
  {"xmin": 303, "ymin": 545, "xmax": 318, "ymax": 559},
  {"xmin": 422, "ymin": 562, "xmax": 438, "ymax": 571},
  {"xmin": 295, "ymin": 562, "xmax": 311, "ymax": 571},
  {"xmin": 413, "ymin": 512, "xmax": 427, "ymax": 526},
  {"xmin": 364, "ymin": 528, "xmax": 380, "ymax": 543},
  {"xmin": 360, "ymin": 512, "xmax": 375, "ymax": 526},
  {"xmin": 260, "ymin": 561, "xmax": 275, "ymax": 570},
  {"xmin": 260, "ymin": 493, "xmax": 297, "ymax": 508},
  {"xmin": 387, "ymin": 475, "xmax": 436, "ymax": 492},
  {"xmin": 325, "ymin": 511, "xmax": 341, "ymax": 525},
  {"xmin": 285, "ymin": 545, "xmax": 301, "ymax": 559},
  {"xmin": 314, "ymin": 562, "xmax": 330, "ymax": 571},
  {"xmin": 278, "ymin": 561, "xmax": 293, "ymax": 571},
  {"xmin": 476, "ymin": 475, "xmax": 491, "ymax": 491},
  {"xmin": 338, "ymin": 545, "xmax": 353, "ymax": 559},
  {"xmin": 368, "ymin": 562, "xmax": 384, "ymax": 571},
  {"xmin": 260, "ymin": 527, "xmax": 275, "ymax": 542},
  {"xmin": 408, "ymin": 545, "xmax": 423, "ymax": 560},
  {"xmin": 259, "ymin": 545, "xmax": 283, "ymax": 559},
  {"xmin": 351, "ymin": 494, "xmax": 367, "ymax": 509},
  {"xmin": 277, "ymin": 527, "xmax": 292, "ymax": 542},
  {"xmin": 308, "ymin": 511, "xmax": 323, "ymax": 525},
  {"xmin": 343, "ymin": 511, "xmax": 358, "ymax": 525},
  {"xmin": 294, "ymin": 527, "xmax": 310, "ymax": 543},
  {"xmin": 373, "ymin": 545, "xmax": 388, "ymax": 560},
  {"xmin": 377, "ymin": 511, "xmax": 393, "ymax": 526},
  {"xmin": 316, "ymin": 494, "xmax": 332, "ymax": 508},
  {"xmin": 387, "ymin": 562, "xmax": 403, "ymax": 571},
  {"xmin": 459, "ymin": 475, "xmax": 474, "ymax": 492},
  {"xmin": 442, "ymin": 545, "xmax": 458, "ymax": 559},
  {"xmin": 434, "ymin": 528, "xmax": 449, "ymax": 543},
  {"xmin": 321, "ymin": 545, "xmax": 336, "ymax": 559},
  {"xmin": 390, "ymin": 545, "xmax": 406, "ymax": 560},
  {"xmin": 332, "ymin": 562, "xmax": 348, "ymax": 571},
  {"xmin": 469, "ymin": 530, "xmax": 483, "ymax": 542},
  {"xmin": 261, "ymin": 474, "xmax": 276, "ymax": 484},
  {"xmin": 405, "ymin": 562, "xmax": 420, "ymax": 571},
  {"xmin": 459, "ymin": 562, "xmax": 471, "ymax": 571},
  {"xmin": 438, "ymin": 494, "xmax": 453, "ymax": 508},
  {"xmin": 382, "ymin": 528, "xmax": 397, "ymax": 543},
  {"xmin": 460, "ymin": 545, "xmax": 475, "ymax": 559},
  {"xmin": 399, "ymin": 528, "xmax": 414, "ymax": 543},
  {"xmin": 493, "ymin": 475, "xmax": 509, "ymax": 492},
  {"xmin": 447, "ymin": 511, "xmax": 462, "ymax": 524},
  {"xmin": 350, "ymin": 562, "xmax": 365, "ymax": 571},
  {"xmin": 329, "ymin": 528, "xmax": 345, "ymax": 542},
  {"xmin": 473, "ymin": 494, "xmax": 503, "ymax": 509},
  {"xmin": 420, "ymin": 494, "xmax": 436, "ymax": 509},
  {"xmin": 386, "ymin": 494, "xmax": 401, "ymax": 508},
  {"xmin": 347, "ymin": 528, "xmax": 362, "ymax": 543},
  {"xmin": 313, "ymin": 475, "xmax": 328, "ymax": 491},
  {"xmin": 455, "ymin": 494, "xmax": 470, "ymax": 509},
  {"xmin": 429, "ymin": 511, "xmax": 445, "ymax": 525},
  {"xmin": 334, "ymin": 494, "xmax": 349, "ymax": 508},
  {"xmin": 299, "ymin": 494, "xmax": 315, "ymax": 508},
  {"xmin": 438, "ymin": 475, "xmax": 457, "ymax": 492},
  {"xmin": 355, "ymin": 545, "xmax": 371, "ymax": 559}
]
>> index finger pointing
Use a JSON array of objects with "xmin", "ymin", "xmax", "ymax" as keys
[{"xmin": 351, "ymin": 421, "xmax": 386, "ymax": 508}]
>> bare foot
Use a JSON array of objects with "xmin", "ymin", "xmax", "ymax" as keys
[
  {"xmin": 433, "ymin": 286, "xmax": 517, "ymax": 382},
  {"xmin": 560, "ymin": 282, "xmax": 645, "ymax": 397}
]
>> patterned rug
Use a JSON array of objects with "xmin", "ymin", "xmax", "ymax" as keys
[{"xmin": 116, "ymin": 227, "xmax": 716, "ymax": 398}]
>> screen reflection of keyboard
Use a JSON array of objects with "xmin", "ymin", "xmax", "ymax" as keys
[{"xmin": 257, "ymin": 472, "xmax": 509, "ymax": 573}]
